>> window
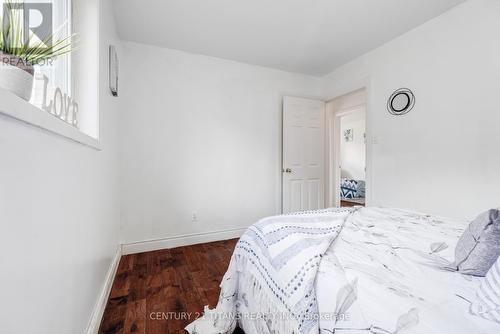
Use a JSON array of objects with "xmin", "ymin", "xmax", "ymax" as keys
[
  {"xmin": 0, "ymin": 0, "xmax": 72, "ymax": 105},
  {"xmin": 28, "ymin": 0, "xmax": 72, "ymax": 100},
  {"xmin": 0, "ymin": 0, "xmax": 100, "ymax": 147}
]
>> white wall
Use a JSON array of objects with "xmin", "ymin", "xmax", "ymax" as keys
[
  {"xmin": 340, "ymin": 111, "xmax": 366, "ymax": 180},
  {"xmin": 0, "ymin": 1, "xmax": 121, "ymax": 333},
  {"xmin": 118, "ymin": 42, "xmax": 322, "ymax": 243},
  {"xmin": 323, "ymin": 0, "xmax": 500, "ymax": 219}
]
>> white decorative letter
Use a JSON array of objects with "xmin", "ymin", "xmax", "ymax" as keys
[
  {"xmin": 71, "ymin": 102, "xmax": 79, "ymax": 128},
  {"xmin": 52, "ymin": 88, "xmax": 63, "ymax": 117},
  {"xmin": 63, "ymin": 94, "xmax": 72, "ymax": 121}
]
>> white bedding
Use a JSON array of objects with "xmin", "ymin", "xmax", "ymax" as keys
[
  {"xmin": 186, "ymin": 208, "xmax": 352, "ymax": 334},
  {"xmin": 316, "ymin": 207, "xmax": 499, "ymax": 334},
  {"xmin": 187, "ymin": 207, "xmax": 500, "ymax": 334}
]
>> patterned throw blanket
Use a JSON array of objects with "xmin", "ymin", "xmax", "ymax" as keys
[{"xmin": 185, "ymin": 208, "xmax": 353, "ymax": 334}]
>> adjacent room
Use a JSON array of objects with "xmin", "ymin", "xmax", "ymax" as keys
[
  {"xmin": 0, "ymin": 1, "xmax": 499, "ymax": 334},
  {"xmin": 326, "ymin": 89, "xmax": 367, "ymax": 208},
  {"xmin": 339, "ymin": 110, "xmax": 366, "ymax": 207}
]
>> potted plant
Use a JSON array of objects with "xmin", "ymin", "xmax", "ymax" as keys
[{"xmin": 0, "ymin": 0, "xmax": 74, "ymax": 100}]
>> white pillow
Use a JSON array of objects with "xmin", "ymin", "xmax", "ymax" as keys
[
  {"xmin": 455, "ymin": 209, "xmax": 500, "ymax": 276},
  {"xmin": 471, "ymin": 256, "xmax": 500, "ymax": 323}
]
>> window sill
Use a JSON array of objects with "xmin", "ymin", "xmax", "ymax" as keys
[{"xmin": 0, "ymin": 87, "xmax": 101, "ymax": 150}]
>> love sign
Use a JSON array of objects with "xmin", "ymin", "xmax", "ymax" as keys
[{"xmin": 32, "ymin": 74, "xmax": 79, "ymax": 128}]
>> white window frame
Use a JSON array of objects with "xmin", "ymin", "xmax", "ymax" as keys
[
  {"xmin": 0, "ymin": 0, "xmax": 101, "ymax": 149},
  {"xmin": 43, "ymin": 0, "xmax": 72, "ymax": 96},
  {"xmin": 29, "ymin": 0, "xmax": 72, "ymax": 98}
]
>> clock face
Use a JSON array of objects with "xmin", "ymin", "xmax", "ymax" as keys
[{"xmin": 388, "ymin": 88, "xmax": 415, "ymax": 116}]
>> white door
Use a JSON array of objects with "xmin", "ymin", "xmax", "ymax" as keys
[{"xmin": 282, "ymin": 96, "xmax": 325, "ymax": 214}]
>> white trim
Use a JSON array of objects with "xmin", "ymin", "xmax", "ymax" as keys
[
  {"xmin": 0, "ymin": 88, "xmax": 101, "ymax": 149},
  {"xmin": 334, "ymin": 105, "xmax": 365, "ymax": 117},
  {"xmin": 96, "ymin": 0, "xmax": 102, "ymax": 143},
  {"xmin": 85, "ymin": 246, "xmax": 122, "ymax": 334},
  {"xmin": 121, "ymin": 227, "xmax": 246, "ymax": 255}
]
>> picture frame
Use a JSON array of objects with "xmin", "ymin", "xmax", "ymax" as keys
[{"xmin": 344, "ymin": 128, "xmax": 354, "ymax": 142}]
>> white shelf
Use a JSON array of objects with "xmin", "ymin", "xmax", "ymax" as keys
[{"xmin": 0, "ymin": 87, "xmax": 101, "ymax": 150}]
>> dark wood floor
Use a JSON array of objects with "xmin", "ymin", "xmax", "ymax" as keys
[{"xmin": 98, "ymin": 239, "xmax": 244, "ymax": 334}]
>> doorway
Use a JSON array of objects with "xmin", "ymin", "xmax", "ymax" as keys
[
  {"xmin": 325, "ymin": 88, "xmax": 367, "ymax": 208},
  {"xmin": 281, "ymin": 89, "xmax": 368, "ymax": 214}
]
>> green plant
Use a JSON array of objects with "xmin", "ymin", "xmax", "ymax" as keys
[{"xmin": 0, "ymin": 0, "xmax": 75, "ymax": 65}]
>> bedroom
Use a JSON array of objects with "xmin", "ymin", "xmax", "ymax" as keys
[{"xmin": 0, "ymin": 0, "xmax": 499, "ymax": 333}]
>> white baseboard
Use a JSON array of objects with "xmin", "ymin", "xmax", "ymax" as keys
[
  {"xmin": 121, "ymin": 227, "xmax": 246, "ymax": 255},
  {"xmin": 85, "ymin": 246, "xmax": 122, "ymax": 334}
]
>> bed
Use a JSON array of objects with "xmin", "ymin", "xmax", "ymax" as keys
[{"xmin": 186, "ymin": 207, "xmax": 500, "ymax": 334}]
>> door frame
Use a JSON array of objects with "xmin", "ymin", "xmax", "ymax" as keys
[
  {"xmin": 324, "ymin": 79, "xmax": 373, "ymax": 208},
  {"xmin": 326, "ymin": 104, "xmax": 366, "ymax": 207}
]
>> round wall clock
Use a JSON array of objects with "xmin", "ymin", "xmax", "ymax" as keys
[{"xmin": 387, "ymin": 88, "xmax": 415, "ymax": 116}]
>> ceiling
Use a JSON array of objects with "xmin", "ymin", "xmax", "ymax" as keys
[{"xmin": 113, "ymin": 0, "xmax": 465, "ymax": 76}]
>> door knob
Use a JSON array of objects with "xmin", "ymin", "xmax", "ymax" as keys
[{"xmin": 284, "ymin": 168, "xmax": 292, "ymax": 173}]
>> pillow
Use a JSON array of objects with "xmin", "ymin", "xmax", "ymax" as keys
[
  {"xmin": 470, "ymin": 256, "xmax": 500, "ymax": 323},
  {"xmin": 340, "ymin": 179, "xmax": 358, "ymax": 199},
  {"xmin": 455, "ymin": 209, "xmax": 500, "ymax": 276},
  {"xmin": 340, "ymin": 179, "xmax": 366, "ymax": 199},
  {"xmin": 355, "ymin": 180, "xmax": 366, "ymax": 198}
]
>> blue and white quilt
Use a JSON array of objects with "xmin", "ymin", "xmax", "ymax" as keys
[{"xmin": 185, "ymin": 208, "xmax": 353, "ymax": 334}]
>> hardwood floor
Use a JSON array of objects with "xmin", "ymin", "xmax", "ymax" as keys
[{"xmin": 98, "ymin": 239, "xmax": 244, "ymax": 334}]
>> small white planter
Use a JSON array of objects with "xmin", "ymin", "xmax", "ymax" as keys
[{"xmin": 0, "ymin": 54, "xmax": 34, "ymax": 101}]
